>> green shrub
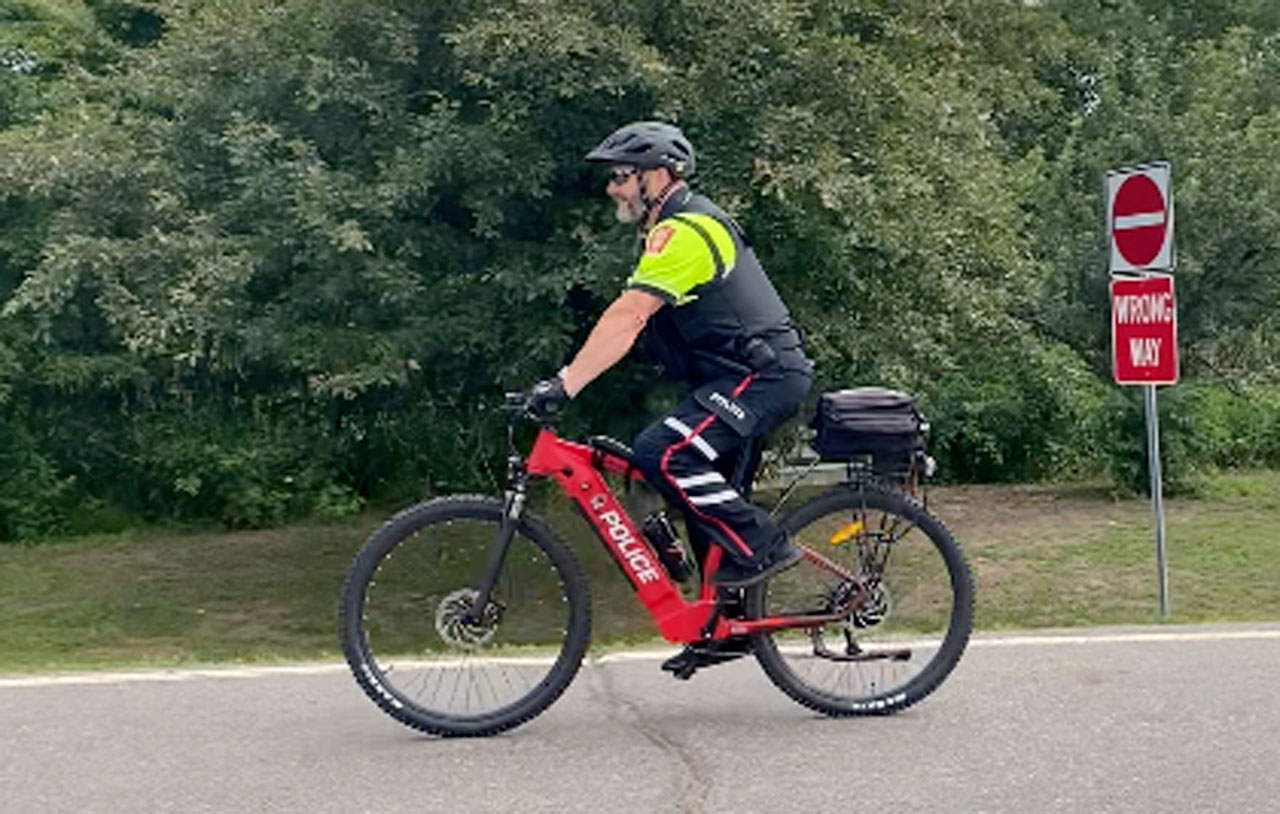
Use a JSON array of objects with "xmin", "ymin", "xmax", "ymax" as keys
[
  {"xmin": 920, "ymin": 331, "xmax": 1111, "ymax": 484},
  {"xmin": 0, "ymin": 409, "xmax": 73, "ymax": 540},
  {"xmin": 1101, "ymin": 383, "xmax": 1280, "ymax": 496},
  {"xmin": 1104, "ymin": 387, "xmax": 1208, "ymax": 497}
]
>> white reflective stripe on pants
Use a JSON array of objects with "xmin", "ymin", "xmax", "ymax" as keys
[
  {"xmin": 662, "ymin": 416, "xmax": 719, "ymax": 461},
  {"xmin": 687, "ymin": 490, "xmax": 740, "ymax": 507},
  {"xmin": 674, "ymin": 472, "xmax": 727, "ymax": 489}
]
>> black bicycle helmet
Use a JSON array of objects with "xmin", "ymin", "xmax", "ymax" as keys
[{"xmin": 585, "ymin": 121, "xmax": 696, "ymax": 178}]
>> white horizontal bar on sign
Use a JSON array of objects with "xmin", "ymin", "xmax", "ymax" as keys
[{"xmin": 1114, "ymin": 212, "xmax": 1165, "ymax": 229}]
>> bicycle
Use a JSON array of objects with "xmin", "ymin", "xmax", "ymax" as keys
[{"xmin": 338, "ymin": 390, "xmax": 974, "ymax": 737}]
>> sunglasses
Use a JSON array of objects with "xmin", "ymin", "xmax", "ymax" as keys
[{"xmin": 607, "ymin": 167, "xmax": 640, "ymax": 185}]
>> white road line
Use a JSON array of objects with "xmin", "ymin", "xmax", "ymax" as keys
[
  {"xmin": 972, "ymin": 629, "xmax": 1280, "ymax": 647},
  {"xmin": 2, "ymin": 628, "xmax": 1278, "ymax": 688},
  {"xmin": 0, "ymin": 662, "xmax": 351, "ymax": 688}
]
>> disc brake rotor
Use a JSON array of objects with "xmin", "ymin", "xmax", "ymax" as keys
[{"xmin": 435, "ymin": 588, "xmax": 504, "ymax": 649}]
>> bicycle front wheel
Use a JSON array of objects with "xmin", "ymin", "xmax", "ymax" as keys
[
  {"xmin": 338, "ymin": 496, "xmax": 591, "ymax": 737},
  {"xmin": 746, "ymin": 486, "xmax": 973, "ymax": 716}
]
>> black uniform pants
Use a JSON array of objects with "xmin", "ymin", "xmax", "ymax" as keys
[{"xmin": 631, "ymin": 369, "xmax": 811, "ymax": 566}]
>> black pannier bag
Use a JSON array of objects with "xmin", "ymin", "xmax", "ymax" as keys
[{"xmin": 810, "ymin": 387, "xmax": 929, "ymax": 477}]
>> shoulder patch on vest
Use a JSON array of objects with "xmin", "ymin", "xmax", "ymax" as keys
[{"xmin": 644, "ymin": 225, "xmax": 676, "ymax": 255}]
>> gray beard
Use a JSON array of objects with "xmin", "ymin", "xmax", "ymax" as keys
[{"xmin": 614, "ymin": 196, "xmax": 646, "ymax": 224}]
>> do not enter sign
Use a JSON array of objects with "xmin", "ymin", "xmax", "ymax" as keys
[
  {"xmin": 1112, "ymin": 275, "xmax": 1179, "ymax": 385},
  {"xmin": 1107, "ymin": 163, "xmax": 1174, "ymax": 273}
]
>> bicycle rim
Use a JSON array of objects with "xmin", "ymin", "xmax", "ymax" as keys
[
  {"xmin": 747, "ymin": 486, "xmax": 972, "ymax": 716},
  {"xmin": 339, "ymin": 497, "xmax": 590, "ymax": 736}
]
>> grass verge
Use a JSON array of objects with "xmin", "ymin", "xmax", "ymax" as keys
[{"xmin": 2, "ymin": 471, "xmax": 1278, "ymax": 674}]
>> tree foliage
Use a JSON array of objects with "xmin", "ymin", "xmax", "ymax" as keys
[{"xmin": 3, "ymin": 0, "xmax": 1280, "ymax": 538}]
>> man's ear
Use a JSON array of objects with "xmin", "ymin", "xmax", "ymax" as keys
[{"xmin": 646, "ymin": 167, "xmax": 673, "ymax": 195}]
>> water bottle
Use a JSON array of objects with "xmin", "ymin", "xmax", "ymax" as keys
[{"xmin": 642, "ymin": 511, "xmax": 692, "ymax": 582}]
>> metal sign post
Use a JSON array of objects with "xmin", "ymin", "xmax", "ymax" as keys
[
  {"xmin": 1143, "ymin": 385, "xmax": 1170, "ymax": 618},
  {"xmin": 1107, "ymin": 162, "xmax": 1176, "ymax": 620}
]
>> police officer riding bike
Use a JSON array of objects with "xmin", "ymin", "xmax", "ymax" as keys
[{"xmin": 533, "ymin": 121, "xmax": 812, "ymax": 590}]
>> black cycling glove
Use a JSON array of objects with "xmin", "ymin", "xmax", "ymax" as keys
[{"xmin": 528, "ymin": 374, "xmax": 569, "ymax": 419}]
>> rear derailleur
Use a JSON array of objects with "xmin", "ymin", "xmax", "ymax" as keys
[{"xmin": 810, "ymin": 578, "xmax": 911, "ymax": 663}]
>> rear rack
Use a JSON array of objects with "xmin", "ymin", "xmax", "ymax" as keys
[{"xmin": 763, "ymin": 450, "xmax": 937, "ymax": 517}]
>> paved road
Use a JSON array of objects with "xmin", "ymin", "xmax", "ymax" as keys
[{"xmin": 3, "ymin": 624, "xmax": 1279, "ymax": 814}]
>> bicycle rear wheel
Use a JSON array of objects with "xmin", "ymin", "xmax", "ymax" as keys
[
  {"xmin": 338, "ymin": 496, "xmax": 591, "ymax": 737},
  {"xmin": 746, "ymin": 486, "xmax": 972, "ymax": 716}
]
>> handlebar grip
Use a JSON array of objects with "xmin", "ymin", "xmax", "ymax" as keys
[{"xmin": 504, "ymin": 390, "xmax": 560, "ymax": 425}]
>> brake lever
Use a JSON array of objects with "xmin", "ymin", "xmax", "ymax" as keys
[{"xmin": 503, "ymin": 392, "xmax": 531, "ymax": 422}]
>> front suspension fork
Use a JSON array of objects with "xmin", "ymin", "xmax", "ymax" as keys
[{"xmin": 466, "ymin": 462, "xmax": 527, "ymax": 622}]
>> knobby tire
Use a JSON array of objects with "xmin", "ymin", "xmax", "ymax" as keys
[
  {"xmin": 745, "ymin": 485, "xmax": 973, "ymax": 717},
  {"xmin": 338, "ymin": 496, "xmax": 591, "ymax": 737}
]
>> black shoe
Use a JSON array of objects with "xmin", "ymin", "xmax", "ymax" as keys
[
  {"xmin": 713, "ymin": 541, "xmax": 804, "ymax": 589},
  {"xmin": 661, "ymin": 647, "xmax": 699, "ymax": 679},
  {"xmin": 660, "ymin": 640, "xmax": 753, "ymax": 680}
]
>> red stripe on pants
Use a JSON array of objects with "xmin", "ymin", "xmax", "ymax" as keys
[{"xmin": 657, "ymin": 373, "xmax": 757, "ymax": 558}]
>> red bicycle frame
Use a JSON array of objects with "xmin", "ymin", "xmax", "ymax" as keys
[{"xmin": 524, "ymin": 427, "xmax": 857, "ymax": 644}]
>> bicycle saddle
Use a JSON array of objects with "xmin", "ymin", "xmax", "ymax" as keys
[{"xmin": 587, "ymin": 435, "xmax": 635, "ymax": 464}]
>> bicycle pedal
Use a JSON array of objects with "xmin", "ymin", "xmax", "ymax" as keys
[
  {"xmin": 660, "ymin": 648, "xmax": 700, "ymax": 680},
  {"xmin": 661, "ymin": 643, "xmax": 750, "ymax": 681}
]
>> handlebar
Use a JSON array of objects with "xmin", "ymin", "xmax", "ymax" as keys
[
  {"xmin": 504, "ymin": 391, "xmax": 530, "ymax": 418},
  {"xmin": 503, "ymin": 391, "xmax": 559, "ymax": 426}
]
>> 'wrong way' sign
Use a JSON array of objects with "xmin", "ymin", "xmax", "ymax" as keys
[
  {"xmin": 1111, "ymin": 275, "xmax": 1179, "ymax": 385},
  {"xmin": 1107, "ymin": 163, "xmax": 1174, "ymax": 273}
]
